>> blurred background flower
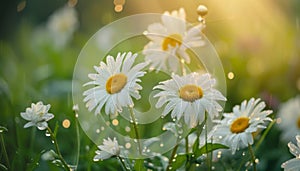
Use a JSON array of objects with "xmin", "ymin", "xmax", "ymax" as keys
[{"xmin": 0, "ymin": 0, "xmax": 299, "ymax": 170}]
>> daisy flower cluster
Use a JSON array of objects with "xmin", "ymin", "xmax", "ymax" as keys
[
  {"xmin": 80, "ymin": 7, "xmax": 275, "ymax": 171},
  {"xmin": 17, "ymin": 6, "xmax": 285, "ymax": 171}
]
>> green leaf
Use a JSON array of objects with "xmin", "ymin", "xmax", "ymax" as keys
[
  {"xmin": 169, "ymin": 154, "xmax": 187, "ymax": 171},
  {"xmin": 195, "ymin": 143, "xmax": 229, "ymax": 157}
]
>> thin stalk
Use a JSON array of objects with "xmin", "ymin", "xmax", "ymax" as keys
[
  {"xmin": 204, "ymin": 112, "xmax": 211, "ymax": 171},
  {"xmin": 248, "ymin": 144, "xmax": 257, "ymax": 171},
  {"xmin": 255, "ymin": 120, "xmax": 275, "ymax": 151},
  {"xmin": 129, "ymin": 107, "xmax": 142, "ymax": 155},
  {"xmin": 0, "ymin": 134, "xmax": 10, "ymax": 169},
  {"xmin": 46, "ymin": 127, "xmax": 70, "ymax": 171},
  {"xmin": 166, "ymin": 144, "xmax": 179, "ymax": 171},
  {"xmin": 118, "ymin": 156, "xmax": 130, "ymax": 171},
  {"xmin": 185, "ymin": 136, "xmax": 189, "ymax": 154},
  {"xmin": 74, "ymin": 117, "xmax": 80, "ymax": 170}
]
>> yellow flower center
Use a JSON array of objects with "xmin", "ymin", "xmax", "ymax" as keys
[
  {"xmin": 162, "ymin": 34, "xmax": 182, "ymax": 51},
  {"xmin": 179, "ymin": 84, "xmax": 203, "ymax": 102},
  {"xmin": 106, "ymin": 74, "xmax": 127, "ymax": 94},
  {"xmin": 230, "ymin": 117, "xmax": 250, "ymax": 134},
  {"xmin": 297, "ymin": 118, "xmax": 300, "ymax": 129}
]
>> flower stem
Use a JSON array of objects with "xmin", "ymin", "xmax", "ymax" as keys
[
  {"xmin": 248, "ymin": 144, "xmax": 257, "ymax": 171},
  {"xmin": 0, "ymin": 133, "xmax": 10, "ymax": 169},
  {"xmin": 166, "ymin": 143, "xmax": 179, "ymax": 171},
  {"xmin": 46, "ymin": 127, "xmax": 70, "ymax": 171},
  {"xmin": 129, "ymin": 107, "xmax": 142, "ymax": 155},
  {"xmin": 204, "ymin": 112, "xmax": 212, "ymax": 171},
  {"xmin": 118, "ymin": 156, "xmax": 129, "ymax": 171},
  {"xmin": 185, "ymin": 136, "xmax": 189, "ymax": 154},
  {"xmin": 74, "ymin": 117, "xmax": 80, "ymax": 169}
]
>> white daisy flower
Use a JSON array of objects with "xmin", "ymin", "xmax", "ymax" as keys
[
  {"xmin": 47, "ymin": 5, "xmax": 79, "ymax": 49},
  {"xmin": 282, "ymin": 135, "xmax": 300, "ymax": 171},
  {"xmin": 94, "ymin": 137, "xmax": 120, "ymax": 161},
  {"xmin": 20, "ymin": 101, "xmax": 54, "ymax": 130},
  {"xmin": 211, "ymin": 98, "xmax": 273, "ymax": 154},
  {"xmin": 83, "ymin": 52, "xmax": 148, "ymax": 115},
  {"xmin": 277, "ymin": 96, "xmax": 300, "ymax": 143},
  {"xmin": 143, "ymin": 8, "xmax": 205, "ymax": 72},
  {"xmin": 154, "ymin": 72, "xmax": 226, "ymax": 127}
]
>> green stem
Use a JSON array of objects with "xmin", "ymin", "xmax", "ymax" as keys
[
  {"xmin": 118, "ymin": 156, "xmax": 129, "ymax": 171},
  {"xmin": 185, "ymin": 136, "xmax": 189, "ymax": 154},
  {"xmin": 129, "ymin": 107, "xmax": 142, "ymax": 155},
  {"xmin": 46, "ymin": 127, "xmax": 70, "ymax": 171},
  {"xmin": 248, "ymin": 144, "xmax": 257, "ymax": 171},
  {"xmin": 255, "ymin": 120, "xmax": 275, "ymax": 151},
  {"xmin": 74, "ymin": 117, "xmax": 80, "ymax": 169},
  {"xmin": 0, "ymin": 134, "xmax": 10, "ymax": 169},
  {"xmin": 204, "ymin": 113, "xmax": 211, "ymax": 171},
  {"xmin": 166, "ymin": 144, "xmax": 179, "ymax": 171}
]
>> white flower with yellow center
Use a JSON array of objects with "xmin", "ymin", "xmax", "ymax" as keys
[
  {"xmin": 281, "ymin": 135, "xmax": 300, "ymax": 171},
  {"xmin": 277, "ymin": 96, "xmax": 300, "ymax": 143},
  {"xmin": 154, "ymin": 72, "xmax": 226, "ymax": 127},
  {"xmin": 83, "ymin": 52, "xmax": 147, "ymax": 115},
  {"xmin": 20, "ymin": 101, "xmax": 54, "ymax": 130},
  {"xmin": 94, "ymin": 137, "xmax": 120, "ymax": 161},
  {"xmin": 47, "ymin": 5, "xmax": 79, "ymax": 48},
  {"xmin": 143, "ymin": 8, "xmax": 205, "ymax": 72},
  {"xmin": 211, "ymin": 98, "xmax": 273, "ymax": 154}
]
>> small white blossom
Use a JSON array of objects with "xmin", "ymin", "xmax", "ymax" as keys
[
  {"xmin": 20, "ymin": 101, "xmax": 54, "ymax": 130},
  {"xmin": 94, "ymin": 137, "xmax": 120, "ymax": 161}
]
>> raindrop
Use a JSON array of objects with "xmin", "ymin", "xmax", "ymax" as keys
[
  {"xmin": 161, "ymin": 116, "xmax": 164, "ymax": 119},
  {"xmin": 255, "ymin": 158, "xmax": 259, "ymax": 164},
  {"xmin": 75, "ymin": 114, "xmax": 79, "ymax": 118},
  {"xmin": 172, "ymin": 159, "xmax": 176, "ymax": 162},
  {"xmin": 51, "ymin": 140, "xmax": 54, "ymax": 144},
  {"xmin": 45, "ymin": 130, "xmax": 51, "ymax": 137},
  {"xmin": 174, "ymin": 154, "xmax": 178, "ymax": 158},
  {"xmin": 172, "ymin": 118, "xmax": 176, "ymax": 122},
  {"xmin": 130, "ymin": 119, "xmax": 134, "ymax": 123},
  {"xmin": 96, "ymin": 129, "xmax": 100, "ymax": 133},
  {"xmin": 196, "ymin": 164, "xmax": 200, "ymax": 167},
  {"xmin": 211, "ymin": 166, "xmax": 215, "ymax": 170},
  {"xmin": 160, "ymin": 143, "xmax": 164, "ymax": 147},
  {"xmin": 125, "ymin": 126, "xmax": 131, "ymax": 132},
  {"xmin": 242, "ymin": 152, "xmax": 246, "ymax": 156}
]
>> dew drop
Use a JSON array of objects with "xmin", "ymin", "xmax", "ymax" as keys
[
  {"xmin": 242, "ymin": 152, "xmax": 246, "ymax": 156},
  {"xmin": 45, "ymin": 130, "xmax": 51, "ymax": 137},
  {"xmin": 51, "ymin": 140, "xmax": 54, "ymax": 144},
  {"xmin": 96, "ymin": 129, "xmax": 100, "ymax": 133},
  {"xmin": 160, "ymin": 143, "xmax": 164, "ymax": 147},
  {"xmin": 255, "ymin": 158, "xmax": 259, "ymax": 164}
]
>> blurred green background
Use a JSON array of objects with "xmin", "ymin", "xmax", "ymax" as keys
[{"xmin": 0, "ymin": 0, "xmax": 299, "ymax": 170}]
